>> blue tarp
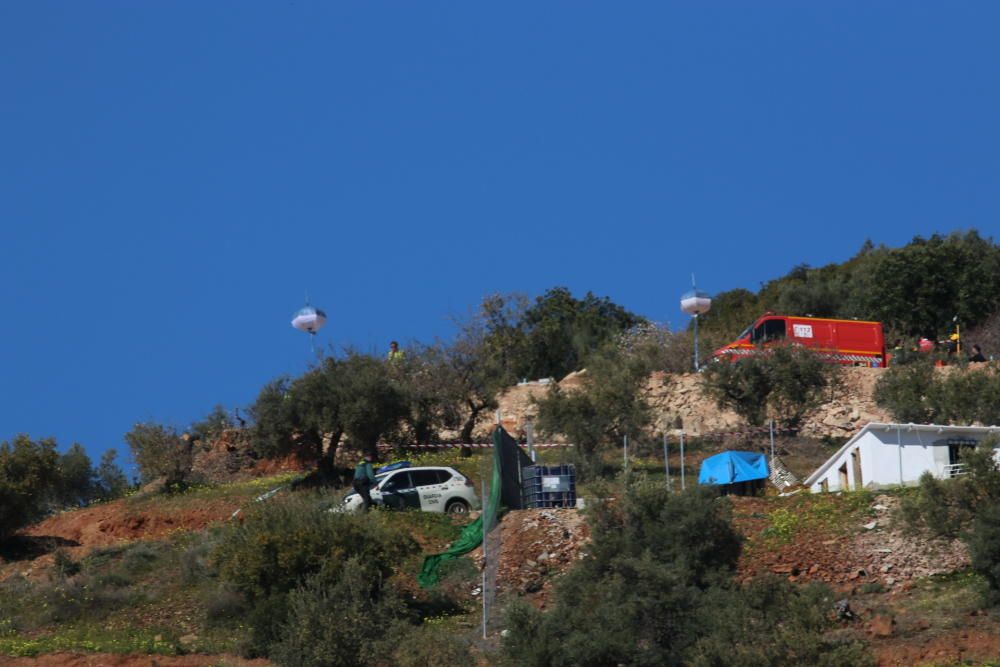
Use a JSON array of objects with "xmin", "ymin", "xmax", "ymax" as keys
[{"xmin": 698, "ymin": 450, "xmax": 769, "ymax": 486}]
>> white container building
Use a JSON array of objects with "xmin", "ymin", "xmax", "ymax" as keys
[{"xmin": 803, "ymin": 423, "xmax": 1000, "ymax": 493}]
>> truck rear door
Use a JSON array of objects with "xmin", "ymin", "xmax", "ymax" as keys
[{"xmin": 835, "ymin": 321, "xmax": 883, "ymax": 357}]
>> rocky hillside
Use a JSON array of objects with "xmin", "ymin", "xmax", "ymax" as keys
[{"xmin": 487, "ymin": 367, "xmax": 892, "ymax": 441}]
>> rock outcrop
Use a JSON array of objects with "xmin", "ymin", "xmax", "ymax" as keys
[{"xmin": 486, "ymin": 367, "xmax": 892, "ymax": 441}]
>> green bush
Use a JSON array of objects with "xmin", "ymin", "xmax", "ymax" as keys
[
  {"xmin": 875, "ymin": 362, "xmax": 1000, "ymax": 425},
  {"xmin": 124, "ymin": 422, "xmax": 194, "ymax": 490},
  {"xmin": 874, "ymin": 361, "xmax": 941, "ymax": 423},
  {"xmin": 379, "ymin": 619, "xmax": 474, "ymax": 667},
  {"xmin": 503, "ymin": 484, "xmax": 743, "ymax": 666},
  {"xmin": 900, "ymin": 472, "xmax": 957, "ymax": 537},
  {"xmin": 900, "ymin": 440, "xmax": 1000, "ymax": 605},
  {"xmin": 94, "ymin": 449, "xmax": 128, "ymax": 501},
  {"xmin": 248, "ymin": 378, "xmax": 300, "ymax": 459},
  {"xmin": 536, "ymin": 340, "xmax": 663, "ymax": 477},
  {"xmin": 702, "ymin": 345, "xmax": 834, "ymax": 427},
  {"xmin": 204, "ymin": 586, "xmax": 248, "ymax": 626},
  {"xmin": 214, "ymin": 494, "xmax": 417, "ymax": 600},
  {"xmin": 189, "ymin": 405, "xmax": 235, "ymax": 442},
  {"xmin": 502, "ymin": 482, "xmax": 873, "ymax": 667},
  {"xmin": 55, "ymin": 443, "xmax": 94, "ymax": 508},
  {"xmin": 212, "ymin": 493, "xmax": 418, "ymax": 660},
  {"xmin": 120, "ymin": 541, "xmax": 164, "ymax": 575},
  {"xmin": 967, "ymin": 502, "xmax": 1000, "ymax": 606},
  {"xmin": 52, "ymin": 549, "xmax": 80, "ymax": 579},
  {"xmin": 80, "ymin": 544, "xmax": 127, "ymax": 570},
  {"xmin": 179, "ymin": 537, "xmax": 216, "ymax": 584},
  {"xmin": 0, "ymin": 436, "xmax": 60, "ymax": 538},
  {"xmin": 35, "ymin": 573, "xmax": 140, "ymax": 625},
  {"xmin": 686, "ymin": 578, "xmax": 874, "ymax": 667},
  {"xmin": 270, "ymin": 560, "xmax": 404, "ymax": 667},
  {"xmin": 859, "ymin": 581, "xmax": 886, "ymax": 594}
]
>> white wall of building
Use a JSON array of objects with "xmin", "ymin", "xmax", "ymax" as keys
[{"xmin": 806, "ymin": 424, "xmax": 1000, "ymax": 493}]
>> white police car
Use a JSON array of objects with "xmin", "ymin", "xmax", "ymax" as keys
[{"xmin": 342, "ymin": 465, "xmax": 480, "ymax": 515}]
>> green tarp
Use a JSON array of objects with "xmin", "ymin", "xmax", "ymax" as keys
[{"xmin": 417, "ymin": 427, "xmax": 503, "ymax": 588}]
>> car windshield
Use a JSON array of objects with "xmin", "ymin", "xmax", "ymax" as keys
[{"xmin": 736, "ymin": 324, "xmax": 753, "ymax": 340}]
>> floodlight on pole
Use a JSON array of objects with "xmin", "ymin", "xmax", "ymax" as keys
[{"xmin": 680, "ymin": 275, "xmax": 712, "ymax": 372}]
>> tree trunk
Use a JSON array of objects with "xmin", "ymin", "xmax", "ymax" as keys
[
  {"xmin": 318, "ymin": 429, "xmax": 343, "ymax": 477},
  {"xmin": 460, "ymin": 401, "xmax": 484, "ymax": 444},
  {"xmin": 460, "ymin": 400, "xmax": 492, "ymax": 458}
]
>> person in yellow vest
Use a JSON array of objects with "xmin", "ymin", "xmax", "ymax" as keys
[
  {"xmin": 387, "ymin": 341, "xmax": 405, "ymax": 362},
  {"xmin": 943, "ymin": 333, "xmax": 960, "ymax": 356}
]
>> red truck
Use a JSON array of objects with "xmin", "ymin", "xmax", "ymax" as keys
[{"xmin": 713, "ymin": 314, "xmax": 887, "ymax": 367}]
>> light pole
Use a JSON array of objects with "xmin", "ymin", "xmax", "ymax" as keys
[{"xmin": 680, "ymin": 276, "xmax": 712, "ymax": 372}]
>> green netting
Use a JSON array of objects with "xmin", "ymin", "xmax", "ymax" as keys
[{"xmin": 417, "ymin": 428, "xmax": 502, "ymax": 588}]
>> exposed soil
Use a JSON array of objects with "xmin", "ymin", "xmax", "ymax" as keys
[
  {"xmin": 25, "ymin": 499, "xmax": 239, "ymax": 548},
  {"xmin": 471, "ymin": 508, "xmax": 589, "ymax": 609},
  {"xmin": 1, "ymin": 493, "xmax": 256, "ymax": 581},
  {"xmin": 466, "ymin": 492, "xmax": 971, "ymax": 615},
  {"xmin": 729, "ymin": 492, "xmax": 1000, "ymax": 665},
  {"xmin": 734, "ymin": 495, "xmax": 968, "ymax": 590},
  {"xmin": 874, "ymin": 626, "xmax": 1000, "ymax": 666}
]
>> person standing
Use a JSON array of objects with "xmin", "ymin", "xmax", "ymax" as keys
[
  {"xmin": 387, "ymin": 341, "xmax": 405, "ymax": 362},
  {"xmin": 353, "ymin": 453, "xmax": 376, "ymax": 511},
  {"xmin": 969, "ymin": 344, "xmax": 987, "ymax": 363},
  {"xmin": 943, "ymin": 333, "xmax": 960, "ymax": 356}
]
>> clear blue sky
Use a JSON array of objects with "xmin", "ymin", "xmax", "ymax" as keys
[{"xmin": 3, "ymin": 3, "xmax": 999, "ymax": 468}]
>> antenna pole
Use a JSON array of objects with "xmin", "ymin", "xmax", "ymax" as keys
[
  {"xmin": 680, "ymin": 432, "xmax": 686, "ymax": 491},
  {"xmin": 663, "ymin": 433, "xmax": 670, "ymax": 491}
]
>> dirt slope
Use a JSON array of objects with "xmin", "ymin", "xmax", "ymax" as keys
[
  {"xmin": 1, "ymin": 482, "xmax": 282, "ymax": 581},
  {"xmin": 734, "ymin": 495, "xmax": 968, "ymax": 589}
]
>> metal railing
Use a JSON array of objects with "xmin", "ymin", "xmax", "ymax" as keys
[{"xmin": 943, "ymin": 463, "xmax": 968, "ymax": 478}]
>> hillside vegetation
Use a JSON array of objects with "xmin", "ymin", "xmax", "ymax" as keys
[
  {"xmin": 698, "ymin": 231, "xmax": 1000, "ymax": 344},
  {"xmin": 6, "ymin": 230, "xmax": 1000, "ymax": 666}
]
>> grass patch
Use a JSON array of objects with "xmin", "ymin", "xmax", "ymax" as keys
[
  {"xmin": 0, "ymin": 627, "xmax": 182, "ymax": 657},
  {"xmin": 743, "ymin": 490, "xmax": 877, "ymax": 548},
  {"xmin": 761, "ymin": 508, "xmax": 801, "ymax": 543},
  {"xmin": 122, "ymin": 473, "xmax": 302, "ymax": 512},
  {"xmin": 0, "ymin": 528, "xmax": 254, "ymax": 657},
  {"xmin": 906, "ymin": 570, "xmax": 986, "ymax": 620},
  {"xmin": 381, "ymin": 508, "xmax": 466, "ymax": 545}
]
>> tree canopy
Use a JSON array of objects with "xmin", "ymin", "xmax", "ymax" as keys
[
  {"xmin": 699, "ymin": 231, "xmax": 1000, "ymax": 342},
  {"xmin": 0, "ymin": 436, "xmax": 127, "ymax": 538}
]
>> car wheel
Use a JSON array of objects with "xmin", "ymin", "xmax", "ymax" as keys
[{"xmin": 445, "ymin": 499, "xmax": 470, "ymax": 515}]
